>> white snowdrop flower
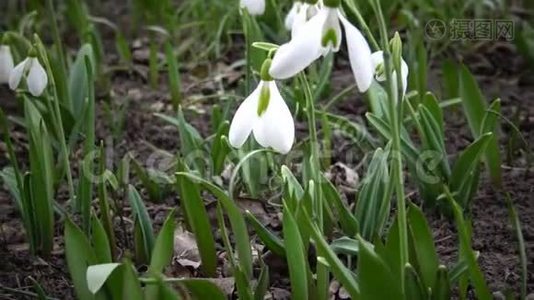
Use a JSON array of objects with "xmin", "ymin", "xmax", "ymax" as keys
[
  {"xmin": 229, "ymin": 60, "xmax": 295, "ymax": 154},
  {"xmin": 371, "ymin": 50, "xmax": 409, "ymax": 96},
  {"xmin": 270, "ymin": 0, "xmax": 374, "ymax": 93},
  {"xmin": 240, "ymin": 0, "xmax": 266, "ymax": 16},
  {"xmin": 0, "ymin": 45, "xmax": 14, "ymax": 84},
  {"xmin": 9, "ymin": 54, "xmax": 48, "ymax": 97},
  {"xmin": 285, "ymin": 1, "xmax": 319, "ymax": 37}
]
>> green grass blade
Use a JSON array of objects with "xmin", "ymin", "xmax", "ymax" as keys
[
  {"xmin": 419, "ymin": 104, "xmax": 450, "ymax": 178},
  {"xmin": 234, "ymin": 266, "xmax": 254, "ymax": 300},
  {"xmin": 404, "ymin": 264, "xmax": 428, "ymax": 300},
  {"xmin": 281, "ymin": 165, "xmax": 304, "ymax": 206},
  {"xmin": 178, "ymin": 279, "xmax": 226, "ymax": 300},
  {"xmin": 0, "ymin": 109, "xmax": 24, "ymax": 209},
  {"xmin": 65, "ymin": 218, "xmax": 97, "ymax": 300},
  {"xmin": 301, "ymin": 210, "xmax": 360, "ymax": 299},
  {"xmin": 480, "ymin": 99, "xmax": 503, "ymax": 186},
  {"xmin": 432, "ymin": 265, "xmax": 452, "ymax": 300},
  {"xmin": 131, "ymin": 157, "xmax": 171, "ymax": 202},
  {"xmin": 282, "ymin": 201, "xmax": 309, "ymax": 300},
  {"xmin": 449, "ymin": 258, "xmax": 469, "ymax": 284},
  {"xmin": 329, "ymin": 237, "xmax": 359, "ymax": 256},
  {"xmin": 146, "ymin": 210, "xmax": 176, "ymax": 299},
  {"xmin": 356, "ymin": 148, "xmax": 390, "ymax": 240},
  {"xmin": 128, "ymin": 185, "xmax": 155, "ymax": 263},
  {"xmin": 245, "ymin": 211, "xmax": 285, "ymax": 257},
  {"xmin": 150, "ymin": 209, "xmax": 176, "ymax": 272},
  {"xmin": 210, "ymin": 121, "xmax": 231, "ymax": 175},
  {"xmin": 460, "ymin": 66, "xmax": 502, "ymax": 186},
  {"xmin": 86, "ymin": 263, "xmax": 121, "ymax": 295},
  {"xmin": 97, "ymin": 143, "xmax": 116, "ymax": 258},
  {"xmin": 91, "ymin": 216, "xmax": 112, "ymax": 263},
  {"xmin": 78, "ymin": 55, "xmax": 96, "ymax": 232},
  {"xmin": 446, "ymin": 189, "xmax": 491, "ymax": 300},
  {"xmin": 459, "ymin": 65, "xmax": 485, "ymax": 135},
  {"xmin": 176, "ymin": 162, "xmax": 217, "ymax": 276},
  {"xmin": 357, "ymin": 236, "xmax": 403, "ymax": 300},
  {"xmin": 122, "ymin": 259, "xmax": 144, "ymax": 300},
  {"xmin": 407, "ymin": 203, "xmax": 439, "ymax": 289},
  {"xmin": 320, "ymin": 175, "xmax": 359, "ymax": 236},
  {"xmin": 164, "ymin": 40, "xmax": 182, "ymax": 109},
  {"xmin": 505, "ymin": 194, "xmax": 527, "ymax": 299},
  {"xmin": 25, "ymin": 98, "xmax": 55, "ymax": 257},
  {"xmin": 175, "ymin": 172, "xmax": 253, "ymax": 279},
  {"xmin": 254, "ymin": 262, "xmax": 270, "ymax": 300},
  {"xmin": 449, "ymin": 133, "xmax": 492, "ymax": 206},
  {"xmin": 442, "ymin": 60, "xmax": 459, "ymax": 99},
  {"xmin": 68, "ymin": 44, "xmax": 95, "ymax": 119}
]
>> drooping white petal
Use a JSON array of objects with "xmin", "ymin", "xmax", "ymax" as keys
[
  {"xmin": 8, "ymin": 57, "xmax": 29, "ymax": 91},
  {"xmin": 27, "ymin": 58, "xmax": 48, "ymax": 96},
  {"xmin": 253, "ymin": 82, "xmax": 294, "ymax": 154},
  {"xmin": 0, "ymin": 46, "xmax": 14, "ymax": 84},
  {"xmin": 240, "ymin": 0, "xmax": 266, "ymax": 16},
  {"xmin": 320, "ymin": 7, "xmax": 343, "ymax": 54},
  {"xmin": 269, "ymin": 11, "xmax": 326, "ymax": 79},
  {"xmin": 370, "ymin": 50, "xmax": 409, "ymax": 95},
  {"xmin": 400, "ymin": 59, "xmax": 409, "ymax": 95},
  {"xmin": 285, "ymin": 2, "xmax": 302, "ymax": 30},
  {"xmin": 339, "ymin": 13, "xmax": 373, "ymax": 93},
  {"xmin": 228, "ymin": 82, "xmax": 262, "ymax": 148}
]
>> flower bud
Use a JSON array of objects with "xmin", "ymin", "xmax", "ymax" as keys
[{"xmin": 390, "ymin": 32, "xmax": 403, "ymax": 76}]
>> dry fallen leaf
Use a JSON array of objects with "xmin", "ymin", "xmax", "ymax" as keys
[
  {"xmin": 173, "ymin": 227, "xmax": 201, "ymax": 269},
  {"xmin": 325, "ymin": 162, "xmax": 360, "ymax": 197},
  {"xmin": 269, "ymin": 287, "xmax": 291, "ymax": 300}
]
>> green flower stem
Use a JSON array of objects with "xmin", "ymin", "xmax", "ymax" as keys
[
  {"xmin": 45, "ymin": 0, "xmax": 68, "ymax": 105},
  {"xmin": 299, "ymin": 73, "xmax": 329, "ymax": 299},
  {"xmin": 35, "ymin": 38, "xmax": 76, "ymax": 206},
  {"xmin": 299, "ymin": 73, "xmax": 321, "ymax": 203},
  {"xmin": 242, "ymin": 9, "xmax": 252, "ymax": 94},
  {"xmin": 372, "ymin": 0, "xmax": 409, "ymax": 290}
]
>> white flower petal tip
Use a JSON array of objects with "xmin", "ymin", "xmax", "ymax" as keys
[
  {"xmin": 240, "ymin": 0, "xmax": 266, "ymax": 16},
  {"xmin": 8, "ymin": 58, "xmax": 28, "ymax": 91},
  {"xmin": 339, "ymin": 13, "xmax": 373, "ymax": 93},
  {"xmin": 228, "ymin": 81, "xmax": 295, "ymax": 154},
  {"xmin": 27, "ymin": 58, "xmax": 48, "ymax": 96},
  {"xmin": 0, "ymin": 46, "xmax": 14, "ymax": 84}
]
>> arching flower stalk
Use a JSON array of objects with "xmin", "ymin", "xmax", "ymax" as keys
[
  {"xmin": 240, "ymin": 0, "xmax": 266, "ymax": 16},
  {"xmin": 270, "ymin": 0, "xmax": 373, "ymax": 93},
  {"xmin": 0, "ymin": 45, "xmax": 14, "ymax": 84},
  {"xmin": 9, "ymin": 49, "xmax": 48, "ymax": 97},
  {"xmin": 229, "ymin": 59, "xmax": 295, "ymax": 154}
]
